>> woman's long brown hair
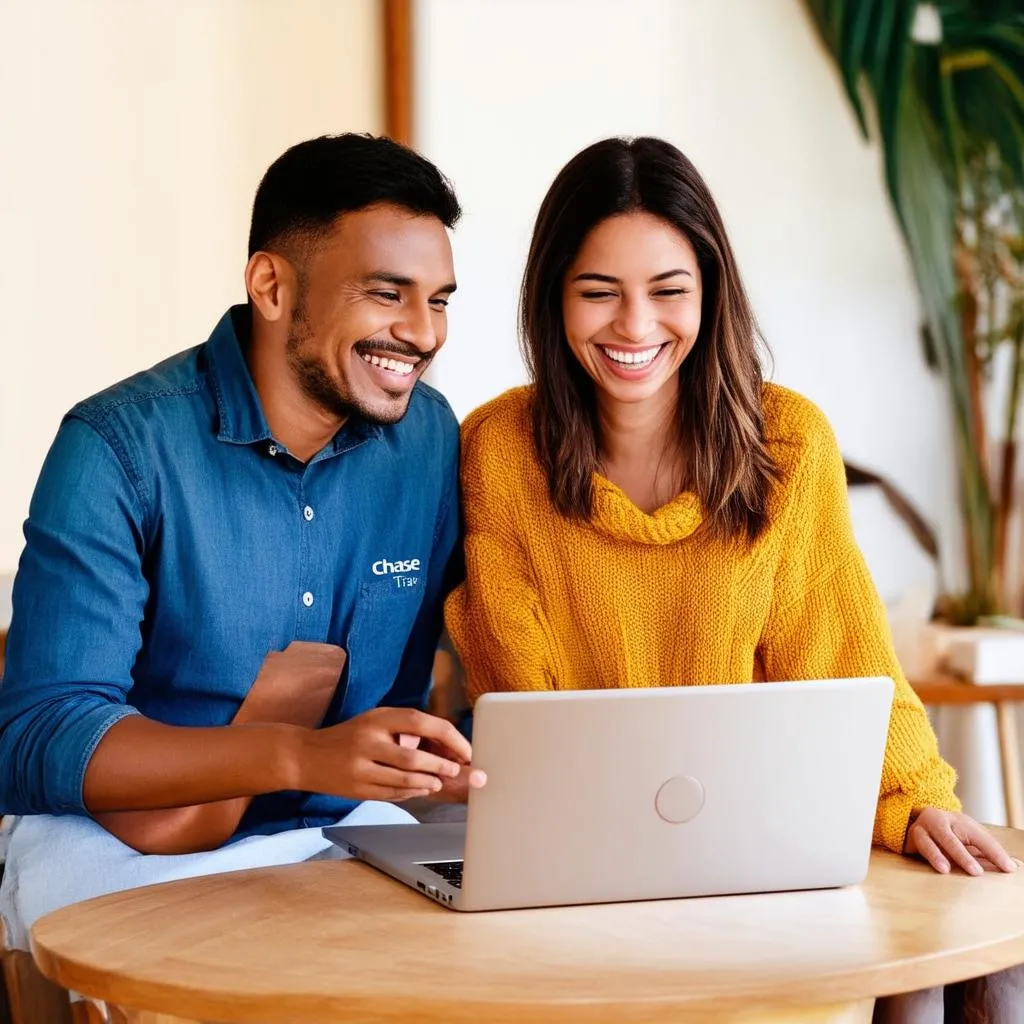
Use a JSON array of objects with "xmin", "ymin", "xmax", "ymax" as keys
[{"xmin": 520, "ymin": 136, "xmax": 780, "ymax": 541}]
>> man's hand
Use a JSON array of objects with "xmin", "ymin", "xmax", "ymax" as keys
[
  {"xmin": 430, "ymin": 762, "xmax": 488, "ymax": 803},
  {"xmin": 398, "ymin": 733, "xmax": 487, "ymax": 803},
  {"xmin": 904, "ymin": 808, "xmax": 1019, "ymax": 875},
  {"xmin": 295, "ymin": 707, "xmax": 475, "ymax": 802}
]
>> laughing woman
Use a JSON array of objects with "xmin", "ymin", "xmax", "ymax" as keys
[{"xmin": 446, "ymin": 136, "xmax": 1019, "ymax": 1022}]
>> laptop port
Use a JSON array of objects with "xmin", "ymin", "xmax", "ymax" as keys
[{"xmin": 416, "ymin": 881, "xmax": 426, "ymax": 891}]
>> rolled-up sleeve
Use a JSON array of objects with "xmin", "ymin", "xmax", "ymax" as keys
[{"xmin": 0, "ymin": 415, "xmax": 147, "ymax": 814}]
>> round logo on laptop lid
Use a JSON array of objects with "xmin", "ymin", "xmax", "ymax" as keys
[{"xmin": 655, "ymin": 775, "xmax": 705, "ymax": 824}]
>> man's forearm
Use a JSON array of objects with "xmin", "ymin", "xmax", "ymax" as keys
[
  {"xmin": 93, "ymin": 799, "xmax": 253, "ymax": 854},
  {"xmin": 91, "ymin": 710, "xmax": 278, "ymax": 853},
  {"xmin": 86, "ymin": 644, "xmax": 345, "ymax": 852},
  {"xmin": 83, "ymin": 715, "xmax": 301, "ymax": 812}
]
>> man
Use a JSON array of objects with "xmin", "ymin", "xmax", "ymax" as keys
[{"xmin": 0, "ymin": 133, "xmax": 482, "ymax": 950}]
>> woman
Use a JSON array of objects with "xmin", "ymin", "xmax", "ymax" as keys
[{"xmin": 445, "ymin": 137, "xmax": 1019, "ymax": 1019}]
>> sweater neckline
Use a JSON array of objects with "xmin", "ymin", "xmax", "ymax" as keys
[{"xmin": 590, "ymin": 474, "xmax": 705, "ymax": 545}]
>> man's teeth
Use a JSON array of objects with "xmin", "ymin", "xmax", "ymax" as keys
[
  {"xmin": 602, "ymin": 345, "xmax": 662, "ymax": 366},
  {"xmin": 361, "ymin": 353, "xmax": 416, "ymax": 376}
]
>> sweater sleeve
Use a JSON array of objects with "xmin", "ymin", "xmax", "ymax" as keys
[
  {"xmin": 444, "ymin": 407, "xmax": 561, "ymax": 702},
  {"xmin": 757, "ymin": 407, "xmax": 960, "ymax": 853}
]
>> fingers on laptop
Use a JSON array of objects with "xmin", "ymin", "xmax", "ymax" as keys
[
  {"xmin": 365, "ymin": 761, "xmax": 445, "ymax": 799},
  {"xmin": 381, "ymin": 708, "xmax": 473, "ymax": 764},
  {"xmin": 346, "ymin": 708, "xmax": 476, "ymax": 801},
  {"xmin": 385, "ymin": 739, "xmax": 462, "ymax": 780}
]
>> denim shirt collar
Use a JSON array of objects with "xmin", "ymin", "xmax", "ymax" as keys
[
  {"xmin": 206, "ymin": 306, "xmax": 272, "ymax": 445},
  {"xmin": 205, "ymin": 305, "xmax": 382, "ymax": 456}
]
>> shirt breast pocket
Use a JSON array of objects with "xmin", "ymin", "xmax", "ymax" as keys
[{"xmin": 346, "ymin": 575, "xmax": 427, "ymax": 706}]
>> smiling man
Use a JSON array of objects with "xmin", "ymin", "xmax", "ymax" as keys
[{"xmin": 0, "ymin": 134, "xmax": 478, "ymax": 951}]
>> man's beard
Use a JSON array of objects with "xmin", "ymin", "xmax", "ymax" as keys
[{"xmin": 285, "ymin": 299, "xmax": 430, "ymax": 427}]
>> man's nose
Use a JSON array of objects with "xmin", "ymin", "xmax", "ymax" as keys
[{"xmin": 392, "ymin": 302, "xmax": 438, "ymax": 353}]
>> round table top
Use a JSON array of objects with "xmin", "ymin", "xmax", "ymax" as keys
[{"xmin": 31, "ymin": 827, "xmax": 1024, "ymax": 1023}]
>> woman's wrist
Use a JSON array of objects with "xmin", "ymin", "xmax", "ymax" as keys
[{"xmin": 903, "ymin": 807, "xmax": 925, "ymax": 852}]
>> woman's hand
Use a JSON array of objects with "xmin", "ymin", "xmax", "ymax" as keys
[{"xmin": 904, "ymin": 808, "xmax": 1018, "ymax": 875}]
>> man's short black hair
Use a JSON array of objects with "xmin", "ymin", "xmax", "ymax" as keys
[{"xmin": 247, "ymin": 133, "xmax": 461, "ymax": 258}]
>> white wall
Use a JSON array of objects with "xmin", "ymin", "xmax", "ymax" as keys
[
  {"xmin": 414, "ymin": 0, "xmax": 1011, "ymax": 823},
  {"xmin": 0, "ymin": 0, "xmax": 383, "ymax": 574},
  {"xmin": 415, "ymin": 0, "xmax": 960, "ymax": 608}
]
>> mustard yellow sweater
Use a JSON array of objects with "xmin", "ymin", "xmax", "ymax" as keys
[{"xmin": 445, "ymin": 384, "xmax": 960, "ymax": 853}]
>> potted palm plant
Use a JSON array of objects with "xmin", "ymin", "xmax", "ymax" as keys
[{"xmin": 805, "ymin": 1, "xmax": 1024, "ymax": 642}]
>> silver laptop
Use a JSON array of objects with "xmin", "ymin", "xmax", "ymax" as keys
[{"xmin": 324, "ymin": 677, "xmax": 894, "ymax": 911}]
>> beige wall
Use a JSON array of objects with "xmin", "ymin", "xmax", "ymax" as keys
[{"xmin": 0, "ymin": 0, "xmax": 383, "ymax": 572}]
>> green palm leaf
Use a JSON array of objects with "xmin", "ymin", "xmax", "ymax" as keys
[{"xmin": 804, "ymin": 0, "xmax": 1024, "ymax": 619}]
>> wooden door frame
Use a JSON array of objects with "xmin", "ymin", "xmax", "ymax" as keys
[{"xmin": 383, "ymin": 0, "xmax": 414, "ymax": 145}]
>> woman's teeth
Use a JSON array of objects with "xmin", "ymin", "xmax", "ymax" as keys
[
  {"xmin": 602, "ymin": 345, "xmax": 662, "ymax": 367},
  {"xmin": 361, "ymin": 353, "xmax": 416, "ymax": 376}
]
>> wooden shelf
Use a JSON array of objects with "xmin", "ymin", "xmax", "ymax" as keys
[{"xmin": 910, "ymin": 677, "xmax": 1024, "ymax": 705}]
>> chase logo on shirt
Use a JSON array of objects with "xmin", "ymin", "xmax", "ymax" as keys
[
  {"xmin": 372, "ymin": 557, "xmax": 422, "ymax": 589},
  {"xmin": 372, "ymin": 557, "xmax": 421, "ymax": 575}
]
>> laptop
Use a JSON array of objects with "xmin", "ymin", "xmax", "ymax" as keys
[{"xmin": 324, "ymin": 677, "xmax": 894, "ymax": 911}]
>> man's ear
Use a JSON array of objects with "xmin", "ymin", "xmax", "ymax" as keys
[{"xmin": 245, "ymin": 251, "xmax": 295, "ymax": 324}]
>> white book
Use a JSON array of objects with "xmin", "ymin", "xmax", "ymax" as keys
[{"xmin": 940, "ymin": 627, "xmax": 1024, "ymax": 684}]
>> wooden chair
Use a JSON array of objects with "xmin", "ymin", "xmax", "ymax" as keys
[
  {"xmin": 0, "ymin": 950, "xmax": 74, "ymax": 1024},
  {"xmin": 910, "ymin": 675, "xmax": 1024, "ymax": 828},
  {"xmin": 0, "ymin": 627, "xmax": 78, "ymax": 1023}
]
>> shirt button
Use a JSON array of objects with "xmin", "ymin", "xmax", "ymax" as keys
[
  {"xmin": 303, "ymin": 505, "xmax": 315, "ymax": 522},
  {"xmin": 302, "ymin": 591, "xmax": 314, "ymax": 608},
  {"xmin": 267, "ymin": 443, "xmax": 279, "ymax": 457}
]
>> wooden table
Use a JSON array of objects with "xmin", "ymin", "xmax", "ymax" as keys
[
  {"xmin": 30, "ymin": 827, "xmax": 1024, "ymax": 1024},
  {"xmin": 910, "ymin": 676, "xmax": 1024, "ymax": 828}
]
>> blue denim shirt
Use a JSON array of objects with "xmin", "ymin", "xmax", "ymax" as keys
[{"xmin": 0, "ymin": 307, "xmax": 461, "ymax": 837}]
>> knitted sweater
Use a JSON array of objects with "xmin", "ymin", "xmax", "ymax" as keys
[{"xmin": 445, "ymin": 384, "xmax": 960, "ymax": 853}]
